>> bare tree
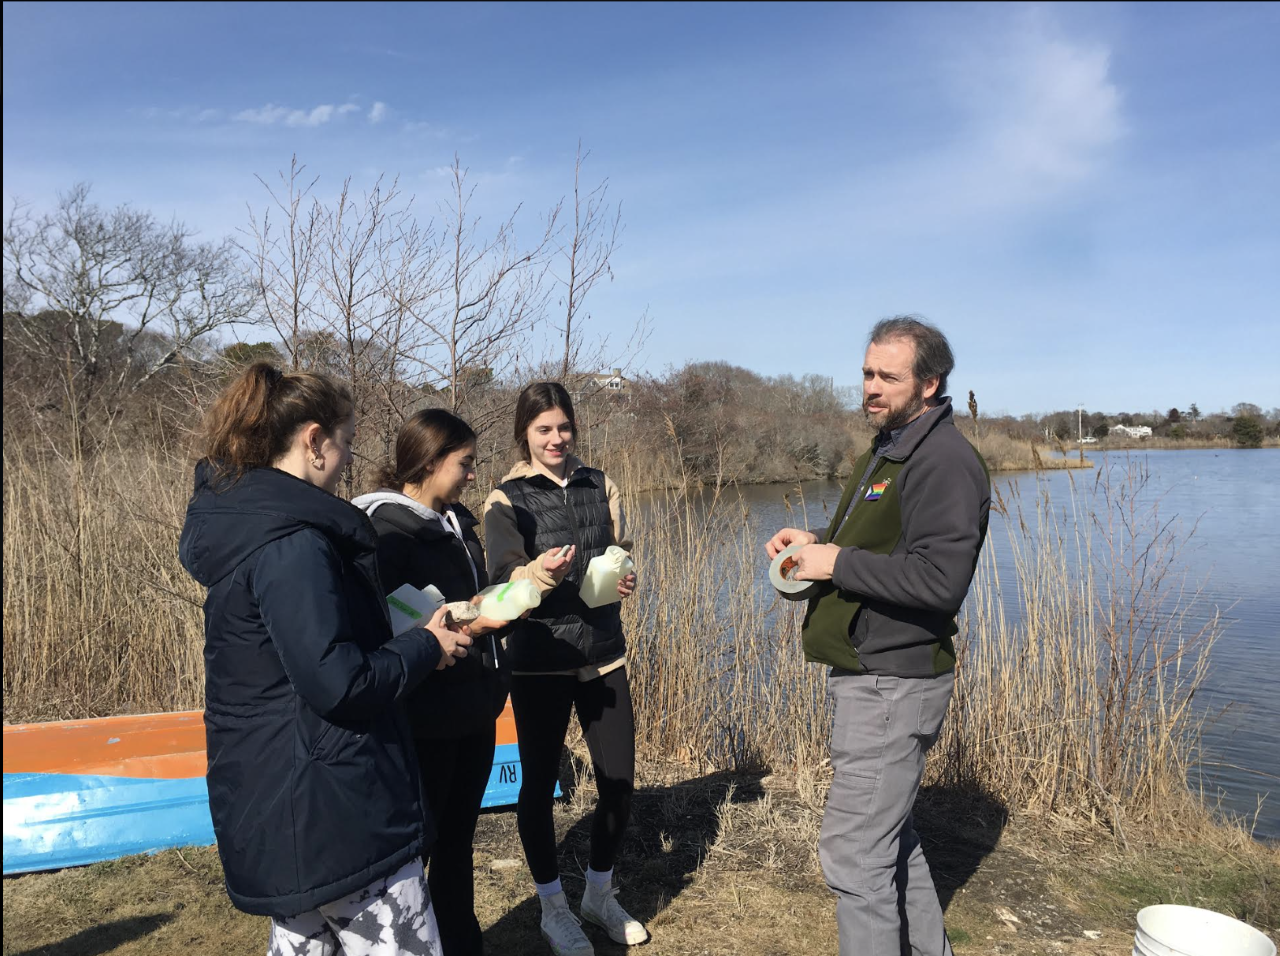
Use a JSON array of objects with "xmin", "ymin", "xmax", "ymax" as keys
[
  {"xmin": 3, "ymin": 183, "xmax": 253, "ymax": 439},
  {"xmin": 402, "ymin": 156, "xmax": 558, "ymax": 432},
  {"xmin": 556, "ymin": 143, "xmax": 622, "ymax": 381},
  {"xmin": 241, "ymin": 156, "xmax": 325, "ymax": 369}
]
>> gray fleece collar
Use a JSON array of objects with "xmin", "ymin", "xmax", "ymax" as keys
[
  {"xmin": 881, "ymin": 397, "xmax": 954, "ymax": 462},
  {"xmin": 351, "ymin": 490, "xmax": 448, "ymax": 525}
]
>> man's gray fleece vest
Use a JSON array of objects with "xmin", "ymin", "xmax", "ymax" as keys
[{"xmin": 498, "ymin": 466, "xmax": 625, "ymax": 671}]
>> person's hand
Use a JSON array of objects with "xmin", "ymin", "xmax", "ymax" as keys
[
  {"xmin": 617, "ymin": 572, "xmax": 637, "ymax": 600},
  {"xmin": 462, "ymin": 614, "xmax": 512, "ymax": 637},
  {"xmin": 424, "ymin": 606, "xmax": 472, "ymax": 669},
  {"xmin": 766, "ymin": 528, "xmax": 818, "ymax": 560},
  {"xmin": 459, "ymin": 594, "xmax": 529, "ymax": 635},
  {"xmin": 541, "ymin": 545, "xmax": 576, "ymax": 583},
  {"xmin": 790, "ymin": 543, "xmax": 841, "ymax": 582}
]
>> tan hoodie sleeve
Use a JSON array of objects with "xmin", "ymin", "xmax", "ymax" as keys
[
  {"xmin": 483, "ymin": 487, "xmax": 557, "ymax": 592},
  {"xmin": 605, "ymin": 473, "xmax": 633, "ymax": 551}
]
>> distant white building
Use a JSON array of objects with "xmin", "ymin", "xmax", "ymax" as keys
[
  {"xmin": 589, "ymin": 368, "xmax": 629, "ymax": 393},
  {"xmin": 1110, "ymin": 423, "xmax": 1153, "ymax": 439}
]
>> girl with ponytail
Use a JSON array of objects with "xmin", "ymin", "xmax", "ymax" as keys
[{"xmin": 179, "ymin": 362, "xmax": 468, "ymax": 955}]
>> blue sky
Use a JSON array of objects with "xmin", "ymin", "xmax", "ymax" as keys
[{"xmin": 4, "ymin": 1, "xmax": 1277, "ymax": 416}]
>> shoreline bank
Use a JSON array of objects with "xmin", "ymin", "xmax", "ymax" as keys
[{"xmin": 3, "ymin": 764, "xmax": 1274, "ymax": 956}]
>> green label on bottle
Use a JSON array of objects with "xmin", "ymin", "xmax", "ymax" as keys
[{"xmin": 387, "ymin": 595, "xmax": 419, "ymax": 618}]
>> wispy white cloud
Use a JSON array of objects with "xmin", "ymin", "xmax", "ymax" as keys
[
  {"xmin": 231, "ymin": 102, "xmax": 359, "ymax": 127},
  {"xmin": 949, "ymin": 19, "xmax": 1124, "ymax": 186},
  {"xmin": 369, "ymin": 101, "xmax": 388, "ymax": 123},
  {"xmin": 835, "ymin": 15, "xmax": 1127, "ymax": 234}
]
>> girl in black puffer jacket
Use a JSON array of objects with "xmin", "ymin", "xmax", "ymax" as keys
[
  {"xmin": 354, "ymin": 409, "xmax": 509, "ymax": 956},
  {"xmin": 483, "ymin": 383, "xmax": 649, "ymax": 955}
]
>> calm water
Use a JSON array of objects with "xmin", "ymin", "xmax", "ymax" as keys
[{"xmin": 658, "ymin": 449, "xmax": 1280, "ymax": 841}]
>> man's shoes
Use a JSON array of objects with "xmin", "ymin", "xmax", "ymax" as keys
[
  {"xmin": 539, "ymin": 891, "xmax": 595, "ymax": 956},
  {"xmin": 580, "ymin": 882, "xmax": 650, "ymax": 946}
]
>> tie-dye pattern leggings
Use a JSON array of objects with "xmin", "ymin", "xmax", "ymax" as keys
[{"xmin": 267, "ymin": 858, "xmax": 442, "ymax": 956}]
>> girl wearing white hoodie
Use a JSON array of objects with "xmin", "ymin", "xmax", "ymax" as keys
[{"xmin": 353, "ymin": 409, "xmax": 508, "ymax": 956}]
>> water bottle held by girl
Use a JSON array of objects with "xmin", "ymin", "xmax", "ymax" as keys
[{"xmin": 579, "ymin": 546, "xmax": 635, "ymax": 608}]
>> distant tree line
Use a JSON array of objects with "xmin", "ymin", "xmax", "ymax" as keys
[{"xmin": 976, "ymin": 403, "xmax": 1277, "ymax": 450}]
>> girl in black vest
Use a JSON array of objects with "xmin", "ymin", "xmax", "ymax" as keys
[
  {"xmin": 483, "ymin": 382, "xmax": 647, "ymax": 956},
  {"xmin": 179, "ymin": 363, "xmax": 472, "ymax": 955},
  {"xmin": 353, "ymin": 409, "xmax": 510, "ymax": 956}
]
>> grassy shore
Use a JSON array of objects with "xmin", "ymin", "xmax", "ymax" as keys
[
  {"xmin": 1081, "ymin": 436, "xmax": 1280, "ymax": 452},
  {"xmin": 4, "ymin": 763, "xmax": 1276, "ymax": 955}
]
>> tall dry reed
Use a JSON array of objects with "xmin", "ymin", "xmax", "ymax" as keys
[
  {"xmin": 3, "ymin": 434, "xmax": 1223, "ymax": 836},
  {"xmin": 2, "ymin": 439, "xmax": 206, "ymax": 720},
  {"xmin": 938, "ymin": 463, "xmax": 1220, "ymax": 837}
]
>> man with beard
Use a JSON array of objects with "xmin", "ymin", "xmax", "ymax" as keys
[{"xmin": 766, "ymin": 316, "xmax": 990, "ymax": 956}]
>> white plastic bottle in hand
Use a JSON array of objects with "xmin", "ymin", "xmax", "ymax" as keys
[
  {"xmin": 579, "ymin": 546, "xmax": 635, "ymax": 608},
  {"xmin": 477, "ymin": 579, "xmax": 543, "ymax": 621}
]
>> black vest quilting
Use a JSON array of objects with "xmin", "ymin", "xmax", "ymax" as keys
[{"xmin": 498, "ymin": 466, "xmax": 625, "ymax": 670}]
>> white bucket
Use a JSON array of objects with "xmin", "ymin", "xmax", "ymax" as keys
[{"xmin": 1133, "ymin": 905, "xmax": 1275, "ymax": 956}]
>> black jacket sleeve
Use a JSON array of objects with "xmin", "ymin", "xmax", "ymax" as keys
[{"xmin": 253, "ymin": 528, "xmax": 442, "ymax": 720}]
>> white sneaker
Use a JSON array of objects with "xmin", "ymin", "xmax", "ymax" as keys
[
  {"xmin": 580, "ymin": 883, "xmax": 650, "ymax": 946},
  {"xmin": 540, "ymin": 891, "xmax": 595, "ymax": 956}
]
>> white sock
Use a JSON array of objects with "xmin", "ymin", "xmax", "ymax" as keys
[
  {"xmin": 536, "ymin": 877, "xmax": 564, "ymax": 899},
  {"xmin": 585, "ymin": 867, "xmax": 613, "ymax": 890}
]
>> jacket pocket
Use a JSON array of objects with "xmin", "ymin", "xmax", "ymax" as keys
[
  {"xmin": 850, "ymin": 607, "xmax": 871, "ymax": 649},
  {"xmin": 307, "ymin": 720, "xmax": 339, "ymax": 758},
  {"xmin": 299, "ymin": 703, "xmax": 365, "ymax": 761}
]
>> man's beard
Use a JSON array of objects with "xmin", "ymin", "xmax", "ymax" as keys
[{"xmin": 864, "ymin": 385, "xmax": 927, "ymax": 432}]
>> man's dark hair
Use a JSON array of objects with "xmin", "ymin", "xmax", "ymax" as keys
[{"xmin": 868, "ymin": 315, "xmax": 954, "ymax": 398}]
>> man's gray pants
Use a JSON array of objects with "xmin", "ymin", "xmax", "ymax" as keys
[{"xmin": 821, "ymin": 670, "xmax": 955, "ymax": 956}]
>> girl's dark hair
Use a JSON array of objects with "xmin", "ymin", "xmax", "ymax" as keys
[
  {"xmin": 514, "ymin": 382, "xmax": 577, "ymax": 461},
  {"xmin": 201, "ymin": 363, "xmax": 353, "ymax": 477},
  {"xmin": 377, "ymin": 409, "xmax": 477, "ymax": 491}
]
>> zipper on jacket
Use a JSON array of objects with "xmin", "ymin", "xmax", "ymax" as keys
[
  {"xmin": 828, "ymin": 451, "xmax": 884, "ymax": 541},
  {"xmin": 564, "ymin": 484, "xmax": 585, "ymax": 580}
]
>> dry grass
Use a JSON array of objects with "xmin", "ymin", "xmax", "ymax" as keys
[
  {"xmin": 4, "ymin": 766, "xmax": 1275, "ymax": 955},
  {"xmin": 936, "ymin": 462, "xmax": 1227, "ymax": 842},
  {"xmin": 968, "ymin": 430, "xmax": 1094, "ymax": 473},
  {"xmin": 0, "ymin": 430, "xmax": 1243, "ymax": 846},
  {"xmin": 1, "ymin": 439, "xmax": 205, "ymax": 721}
]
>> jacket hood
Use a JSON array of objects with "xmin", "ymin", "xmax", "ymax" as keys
[
  {"xmin": 179, "ymin": 460, "xmax": 376, "ymax": 588},
  {"xmin": 351, "ymin": 491, "xmax": 478, "ymax": 538},
  {"xmin": 352, "ymin": 490, "xmax": 446, "ymax": 525},
  {"xmin": 499, "ymin": 455, "xmax": 588, "ymax": 484}
]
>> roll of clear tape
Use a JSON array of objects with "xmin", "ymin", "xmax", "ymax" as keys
[{"xmin": 769, "ymin": 543, "xmax": 820, "ymax": 601}]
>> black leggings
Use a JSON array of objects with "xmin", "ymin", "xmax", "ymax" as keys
[
  {"xmin": 510, "ymin": 668, "xmax": 636, "ymax": 884},
  {"xmin": 416, "ymin": 726, "xmax": 496, "ymax": 956}
]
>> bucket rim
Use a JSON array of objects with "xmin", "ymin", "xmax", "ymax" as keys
[{"xmin": 1135, "ymin": 904, "xmax": 1276, "ymax": 954}]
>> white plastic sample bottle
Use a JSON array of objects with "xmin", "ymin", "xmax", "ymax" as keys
[
  {"xmin": 579, "ymin": 546, "xmax": 636, "ymax": 609},
  {"xmin": 477, "ymin": 579, "xmax": 543, "ymax": 621}
]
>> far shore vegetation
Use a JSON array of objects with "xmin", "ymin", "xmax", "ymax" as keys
[{"xmin": 4, "ymin": 171, "xmax": 1277, "ymax": 952}]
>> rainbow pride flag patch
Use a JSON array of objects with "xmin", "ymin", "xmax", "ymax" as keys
[{"xmin": 864, "ymin": 481, "xmax": 890, "ymax": 501}]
